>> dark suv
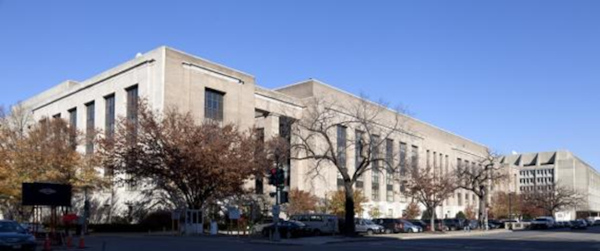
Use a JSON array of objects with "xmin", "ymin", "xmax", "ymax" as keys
[{"xmin": 442, "ymin": 218, "xmax": 466, "ymax": 231}]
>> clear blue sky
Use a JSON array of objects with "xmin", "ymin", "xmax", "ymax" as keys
[{"xmin": 0, "ymin": 1, "xmax": 598, "ymax": 168}]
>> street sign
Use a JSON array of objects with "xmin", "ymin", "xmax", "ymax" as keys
[
  {"xmin": 228, "ymin": 208, "xmax": 241, "ymax": 220},
  {"xmin": 22, "ymin": 183, "xmax": 72, "ymax": 206}
]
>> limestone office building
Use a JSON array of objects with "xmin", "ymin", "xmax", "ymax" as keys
[{"xmin": 16, "ymin": 46, "xmax": 598, "ymax": 220}]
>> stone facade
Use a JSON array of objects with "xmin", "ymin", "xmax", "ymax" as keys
[
  {"xmin": 17, "ymin": 46, "xmax": 598, "ymax": 222},
  {"xmin": 501, "ymin": 151, "xmax": 600, "ymax": 221}
]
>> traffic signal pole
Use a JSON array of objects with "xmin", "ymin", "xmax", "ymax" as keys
[{"xmin": 272, "ymin": 186, "xmax": 281, "ymax": 241}]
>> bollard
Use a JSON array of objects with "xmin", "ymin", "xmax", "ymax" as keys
[
  {"xmin": 78, "ymin": 234, "xmax": 85, "ymax": 249},
  {"xmin": 43, "ymin": 233, "xmax": 51, "ymax": 251}
]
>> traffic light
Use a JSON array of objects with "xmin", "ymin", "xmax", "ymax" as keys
[
  {"xmin": 268, "ymin": 168, "xmax": 277, "ymax": 185},
  {"xmin": 276, "ymin": 168, "xmax": 286, "ymax": 186}
]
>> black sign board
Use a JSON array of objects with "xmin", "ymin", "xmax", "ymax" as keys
[{"xmin": 22, "ymin": 183, "xmax": 72, "ymax": 207}]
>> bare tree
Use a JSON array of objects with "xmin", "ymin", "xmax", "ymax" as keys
[
  {"xmin": 454, "ymin": 149, "xmax": 507, "ymax": 228},
  {"xmin": 521, "ymin": 182, "xmax": 585, "ymax": 217},
  {"xmin": 290, "ymin": 96, "xmax": 405, "ymax": 235},
  {"xmin": 403, "ymin": 165, "xmax": 457, "ymax": 231}
]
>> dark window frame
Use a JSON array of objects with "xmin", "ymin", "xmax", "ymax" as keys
[
  {"xmin": 85, "ymin": 101, "xmax": 95, "ymax": 154},
  {"xmin": 204, "ymin": 88, "xmax": 225, "ymax": 121}
]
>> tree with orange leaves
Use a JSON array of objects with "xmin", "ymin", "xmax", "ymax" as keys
[{"xmin": 100, "ymin": 103, "xmax": 264, "ymax": 210}]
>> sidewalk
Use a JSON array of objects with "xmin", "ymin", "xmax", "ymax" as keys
[
  {"xmin": 396, "ymin": 229, "xmax": 511, "ymax": 240},
  {"xmin": 247, "ymin": 229, "xmax": 511, "ymax": 246}
]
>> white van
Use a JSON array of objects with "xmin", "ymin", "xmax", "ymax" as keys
[{"xmin": 289, "ymin": 214, "xmax": 339, "ymax": 235}]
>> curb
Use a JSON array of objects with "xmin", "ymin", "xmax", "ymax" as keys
[
  {"xmin": 247, "ymin": 236, "xmax": 396, "ymax": 246},
  {"xmin": 396, "ymin": 230, "xmax": 512, "ymax": 240}
]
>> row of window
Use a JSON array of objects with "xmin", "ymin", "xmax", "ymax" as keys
[
  {"xmin": 334, "ymin": 125, "xmax": 476, "ymax": 202},
  {"xmin": 59, "ymin": 85, "xmax": 137, "ymax": 155},
  {"xmin": 53, "ymin": 87, "xmax": 226, "ymax": 155},
  {"xmin": 520, "ymin": 169, "xmax": 554, "ymax": 177},
  {"xmin": 520, "ymin": 185, "xmax": 554, "ymax": 192},
  {"xmin": 455, "ymin": 192, "xmax": 478, "ymax": 207},
  {"xmin": 520, "ymin": 177, "xmax": 554, "ymax": 185}
]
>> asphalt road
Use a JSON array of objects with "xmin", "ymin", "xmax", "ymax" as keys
[{"xmin": 80, "ymin": 227, "xmax": 600, "ymax": 251}]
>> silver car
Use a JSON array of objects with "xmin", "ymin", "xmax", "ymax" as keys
[{"xmin": 354, "ymin": 218, "xmax": 384, "ymax": 235}]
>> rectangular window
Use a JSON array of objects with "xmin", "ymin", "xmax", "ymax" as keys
[
  {"xmin": 337, "ymin": 125, "xmax": 347, "ymax": 187},
  {"xmin": 433, "ymin": 151, "xmax": 437, "ymax": 170},
  {"xmin": 457, "ymin": 158, "xmax": 462, "ymax": 172},
  {"xmin": 439, "ymin": 153, "xmax": 443, "ymax": 173},
  {"xmin": 255, "ymin": 128, "xmax": 265, "ymax": 194},
  {"xmin": 399, "ymin": 142, "xmax": 407, "ymax": 176},
  {"xmin": 445, "ymin": 155, "xmax": 449, "ymax": 174},
  {"xmin": 426, "ymin": 150, "xmax": 431, "ymax": 169},
  {"xmin": 400, "ymin": 180, "xmax": 407, "ymax": 193},
  {"xmin": 386, "ymin": 190, "xmax": 394, "ymax": 202},
  {"xmin": 126, "ymin": 85, "xmax": 139, "ymax": 135},
  {"xmin": 458, "ymin": 192, "xmax": 463, "ymax": 206},
  {"xmin": 371, "ymin": 135, "xmax": 380, "ymax": 201},
  {"xmin": 68, "ymin": 108, "xmax": 77, "ymax": 149},
  {"xmin": 465, "ymin": 193, "xmax": 469, "ymax": 205},
  {"xmin": 371, "ymin": 180, "xmax": 380, "ymax": 201},
  {"xmin": 279, "ymin": 116, "xmax": 292, "ymax": 187},
  {"xmin": 355, "ymin": 130, "xmax": 364, "ymax": 188},
  {"xmin": 385, "ymin": 138, "xmax": 393, "ymax": 189},
  {"xmin": 105, "ymin": 94, "xmax": 116, "ymax": 140},
  {"xmin": 411, "ymin": 145, "xmax": 419, "ymax": 170},
  {"xmin": 204, "ymin": 88, "xmax": 224, "ymax": 121},
  {"xmin": 85, "ymin": 101, "xmax": 95, "ymax": 154}
]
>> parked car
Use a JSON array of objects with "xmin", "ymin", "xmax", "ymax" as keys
[
  {"xmin": 373, "ymin": 218, "xmax": 403, "ymax": 234},
  {"xmin": 488, "ymin": 220, "xmax": 504, "ymax": 229},
  {"xmin": 442, "ymin": 219, "xmax": 465, "ymax": 231},
  {"xmin": 0, "ymin": 220, "xmax": 37, "ymax": 251},
  {"xmin": 408, "ymin": 220, "xmax": 427, "ymax": 229},
  {"xmin": 251, "ymin": 218, "xmax": 274, "ymax": 235},
  {"xmin": 400, "ymin": 220, "xmax": 423, "ymax": 233},
  {"xmin": 421, "ymin": 219, "xmax": 445, "ymax": 231},
  {"xmin": 563, "ymin": 221, "xmax": 573, "ymax": 228},
  {"xmin": 593, "ymin": 220, "xmax": 600, "ymax": 226},
  {"xmin": 289, "ymin": 214, "xmax": 339, "ymax": 235},
  {"xmin": 531, "ymin": 217, "xmax": 555, "ymax": 229},
  {"xmin": 19, "ymin": 222, "xmax": 47, "ymax": 234},
  {"xmin": 570, "ymin": 219, "xmax": 587, "ymax": 230},
  {"xmin": 467, "ymin": 220, "xmax": 480, "ymax": 230},
  {"xmin": 262, "ymin": 220, "xmax": 309, "ymax": 239},
  {"xmin": 372, "ymin": 218, "xmax": 422, "ymax": 234},
  {"xmin": 354, "ymin": 218, "xmax": 384, "ymax": 235}
]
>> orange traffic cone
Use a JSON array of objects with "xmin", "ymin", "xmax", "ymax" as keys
[
  {"xmin": 78, "ymin": 234, "xmax": 85, "ymax": 249},
  {"xmin": 43, "ymin": 234, "xmax": 51, "ymax": 251}
]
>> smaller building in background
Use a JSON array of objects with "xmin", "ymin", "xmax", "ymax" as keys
[{"xmin": 501, "ymin": 150, "xmax": 600, "ymax": 221}]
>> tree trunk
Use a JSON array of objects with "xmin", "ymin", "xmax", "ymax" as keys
[
  {"xmin": 481, "ymin": 192, "xmax": 488, "ymax": 230},
  {"xmin": 344, "ymin": 183, "xmax": 356, "ymax": 236},
  {"xmin": 479, "ymin": 195, "xmax": 485, "ymax": 228},
  {"xmin": 429, "ymin": 208, "xmax": 436, "ymax": 232}
]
